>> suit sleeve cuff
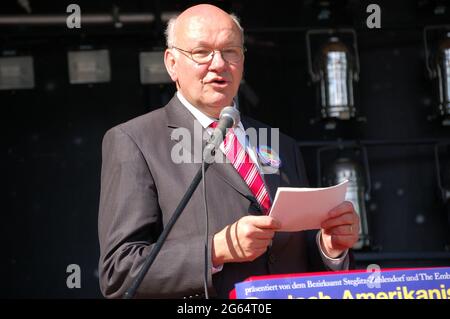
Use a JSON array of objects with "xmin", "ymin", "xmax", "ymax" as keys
[{"xmin": 316, "ymin": 231, "xmax": 350, "ymax": 271}]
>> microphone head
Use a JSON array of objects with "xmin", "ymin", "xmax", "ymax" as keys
[{"xmin": 219, "ymin": 106, "xmax": 240, "ymax": 128}]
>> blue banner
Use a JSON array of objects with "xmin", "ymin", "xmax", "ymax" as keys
[{"xmin": 234, "ymin": 267, "xmax": 450, "ymax": 299}]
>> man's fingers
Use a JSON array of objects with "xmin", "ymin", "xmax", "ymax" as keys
[
  {"xmin": 244, "ymin": 215, "xmax": 281, "ymax": 229},
  {"xmin": 238, "ymin": 219, "xmax": 276, "ymax": 239},
  {"xmin": 252, "ymin": 228, "xmax": 276, "ymax": 240},
  {"xmin": 326, "ymin": 233, "xmax": 360, "ymax": 249},
  {"xmin": 327, "ymin": 201, "xmax": 355, "ymax": 218},
  {"xmin": 324, "ymin": 224, "xmax": 359, "ymax": 235},
  {"xmin": 321, "ymin": 203, "xmax": 361, "ymax": 254},
  {"xmin": 321, "ymin": 212, "xmax": 355, "ymax": 230}
]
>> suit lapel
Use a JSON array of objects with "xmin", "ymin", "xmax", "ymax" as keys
[
  {"xmin": 262, "ymin": 169, "xmax": 281, "ymax": 203},
  {"xmin": 208, "ymin": 160, "xmax": 254, "ymax": 199},
  {"xmin": 165, "ymin": 95, "xmax": 253, "ymax": 200}
]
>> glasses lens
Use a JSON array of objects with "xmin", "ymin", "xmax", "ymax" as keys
[
  {"xmin": 191, "ymin": 48, "xmax": 213, "ymax": 63},
  {"xmin": 222, "ymin": 47, "xmax": 244, "ymax": 63},
  {"xmin": 190, "ymin": 47, "xmax": 244, "ymax": 63}
]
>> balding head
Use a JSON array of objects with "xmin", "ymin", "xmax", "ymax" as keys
[
  {"xmin": 163, "ymin": 4, "xmax": 245, "ymax": 117},
  {"xmin": 165, "ymin": 4, "xmax": 244, "ymax": 48}
]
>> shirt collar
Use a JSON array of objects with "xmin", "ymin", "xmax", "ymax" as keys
[{"xmin": 176, "ymin": 91, "xmax": 242, "ymax": 130}]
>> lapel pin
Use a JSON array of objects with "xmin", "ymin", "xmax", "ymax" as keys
[{"xmin": 257, "ymin": 145, "xmax": 282, "ymax": 169}]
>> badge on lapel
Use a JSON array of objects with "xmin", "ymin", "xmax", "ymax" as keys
[{"xmin": 257, "ymin": 145, "xmax": 282, "ymax": 169}]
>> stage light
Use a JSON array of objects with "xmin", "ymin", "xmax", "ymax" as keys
[
  {"xmin": 306, "ymin": 30, "xmax": 360, "ymax": 122},
  {"xmin": 0, "ymin": 55, "xmax": 34, "ymax": 90},
  {"xmin": 139, "ymin": 51, "xmax": 171, "ymax": 84},
  {"xmin": 68, "ymin": 49, "xmax": 110, "ymax": 84},
  {"xmin": 424, "ymin": 26, "xmax": 450, "ymax": 126},
  {"xmin": 323, "ymin": 157, "xmax": 370, "ymax": 250},
  {"xmin": 435, "ymin": 143, "xmax": 450, "ymax": 204}
]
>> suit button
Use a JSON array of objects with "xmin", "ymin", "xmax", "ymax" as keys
[{"xmin": 268, "ymin": 253, "xmax": 276, "ymax": 264}]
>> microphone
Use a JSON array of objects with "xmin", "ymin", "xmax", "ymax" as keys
[{"xmin": 203, "ymin": 106, "xmax": 240, "ymax": 162}]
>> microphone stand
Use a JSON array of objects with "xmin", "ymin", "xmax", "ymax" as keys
[
  {"xmin": 123, "ymin": 107, "xmax": 238, "ymax": 299},
  {"xmin": 123, "ymin": 151, "xmax": 215, "ymax": 299}
]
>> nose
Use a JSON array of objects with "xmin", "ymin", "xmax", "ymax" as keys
[{"xmin": 208, "ymin": 50, "xmax": 227, "ymax": 71}]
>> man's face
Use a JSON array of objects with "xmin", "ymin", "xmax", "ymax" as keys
[{"xmin": 165, "ymin": 14, "xmax": 244, "ymax": 117}]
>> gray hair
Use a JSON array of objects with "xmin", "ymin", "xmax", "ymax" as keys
[{"xmin": 165, "ymin": 13, "xmax": 244, "ymax": 48}]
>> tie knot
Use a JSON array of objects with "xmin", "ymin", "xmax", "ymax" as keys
[{"xmin": 209, "ymin": 121, "xmax": 219, "ymax": 129}]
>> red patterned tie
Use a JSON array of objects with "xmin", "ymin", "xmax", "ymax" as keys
[{"xmin": 210, "ymin": 122, "xmax": 271, "ymax": 214}]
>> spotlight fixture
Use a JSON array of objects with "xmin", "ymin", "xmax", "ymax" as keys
[
  {"xmin": 323, "ymin": 157, "xmax": 370, "ymax": 250},
  {"xmin": 424, "ymin": 25, "xmax": 450, "ymax": 126},
  {"xmin": 68, "ymin": 49, "xmax": 111, "ymax": 84},
  {"xmin": 139, "ymin": 51, "xmax": 171, "ymax": 84},
  {"xmin": 0, "ymin": 55, "xmax": 34, "ymax": 90},
  {"xmin": 306, "ymin": 29, "xmax": 360, "ymax": 123}
]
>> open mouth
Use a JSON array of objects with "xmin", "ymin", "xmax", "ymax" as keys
[{"xmin": 206, "ymin": 78, "xmax": 228, "ymax": 85}]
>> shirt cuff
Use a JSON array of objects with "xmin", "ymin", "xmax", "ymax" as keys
[
  {"xmin": 316, "ymin": 231, "xmax": 350, "ymax": 271},
  {"xmin": 212, "ymin": 264, "xmax": 223, "ymax": 275}
]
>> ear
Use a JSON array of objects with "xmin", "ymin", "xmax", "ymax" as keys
[{"xmin": 164, "ymin": 48, "xmax": 178, "ymax": 82}]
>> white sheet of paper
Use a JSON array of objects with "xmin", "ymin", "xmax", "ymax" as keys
[{"xmin": 268, "ymin": 180, "xmax": 349, "ymax": 232}]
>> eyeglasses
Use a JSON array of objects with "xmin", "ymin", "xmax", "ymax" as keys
[{"xmin": 171, "ymin": 46, "xmax": 246, "ymax": 64}]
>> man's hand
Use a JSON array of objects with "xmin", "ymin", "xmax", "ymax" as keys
[
  {"xmin": 320, "ymin": 201, "xmax": 360, "ymax": 258},
  {"xmin": 212, "ymin": 216, "xmax": 281, "ymax": 266}
]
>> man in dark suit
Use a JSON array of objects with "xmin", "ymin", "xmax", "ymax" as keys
[{"xmin": 98, "ymin": 4, "xmax": 360, "ymax": 298}]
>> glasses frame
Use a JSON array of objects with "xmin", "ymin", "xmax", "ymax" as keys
[{"xmin": 171, "ymin": 46, "xmax": 246, "ymax": 64}]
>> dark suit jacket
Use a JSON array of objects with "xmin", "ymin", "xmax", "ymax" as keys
[{"xmin": 98, "ymin": 95, "xmax": 332, "ymax": 299}]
